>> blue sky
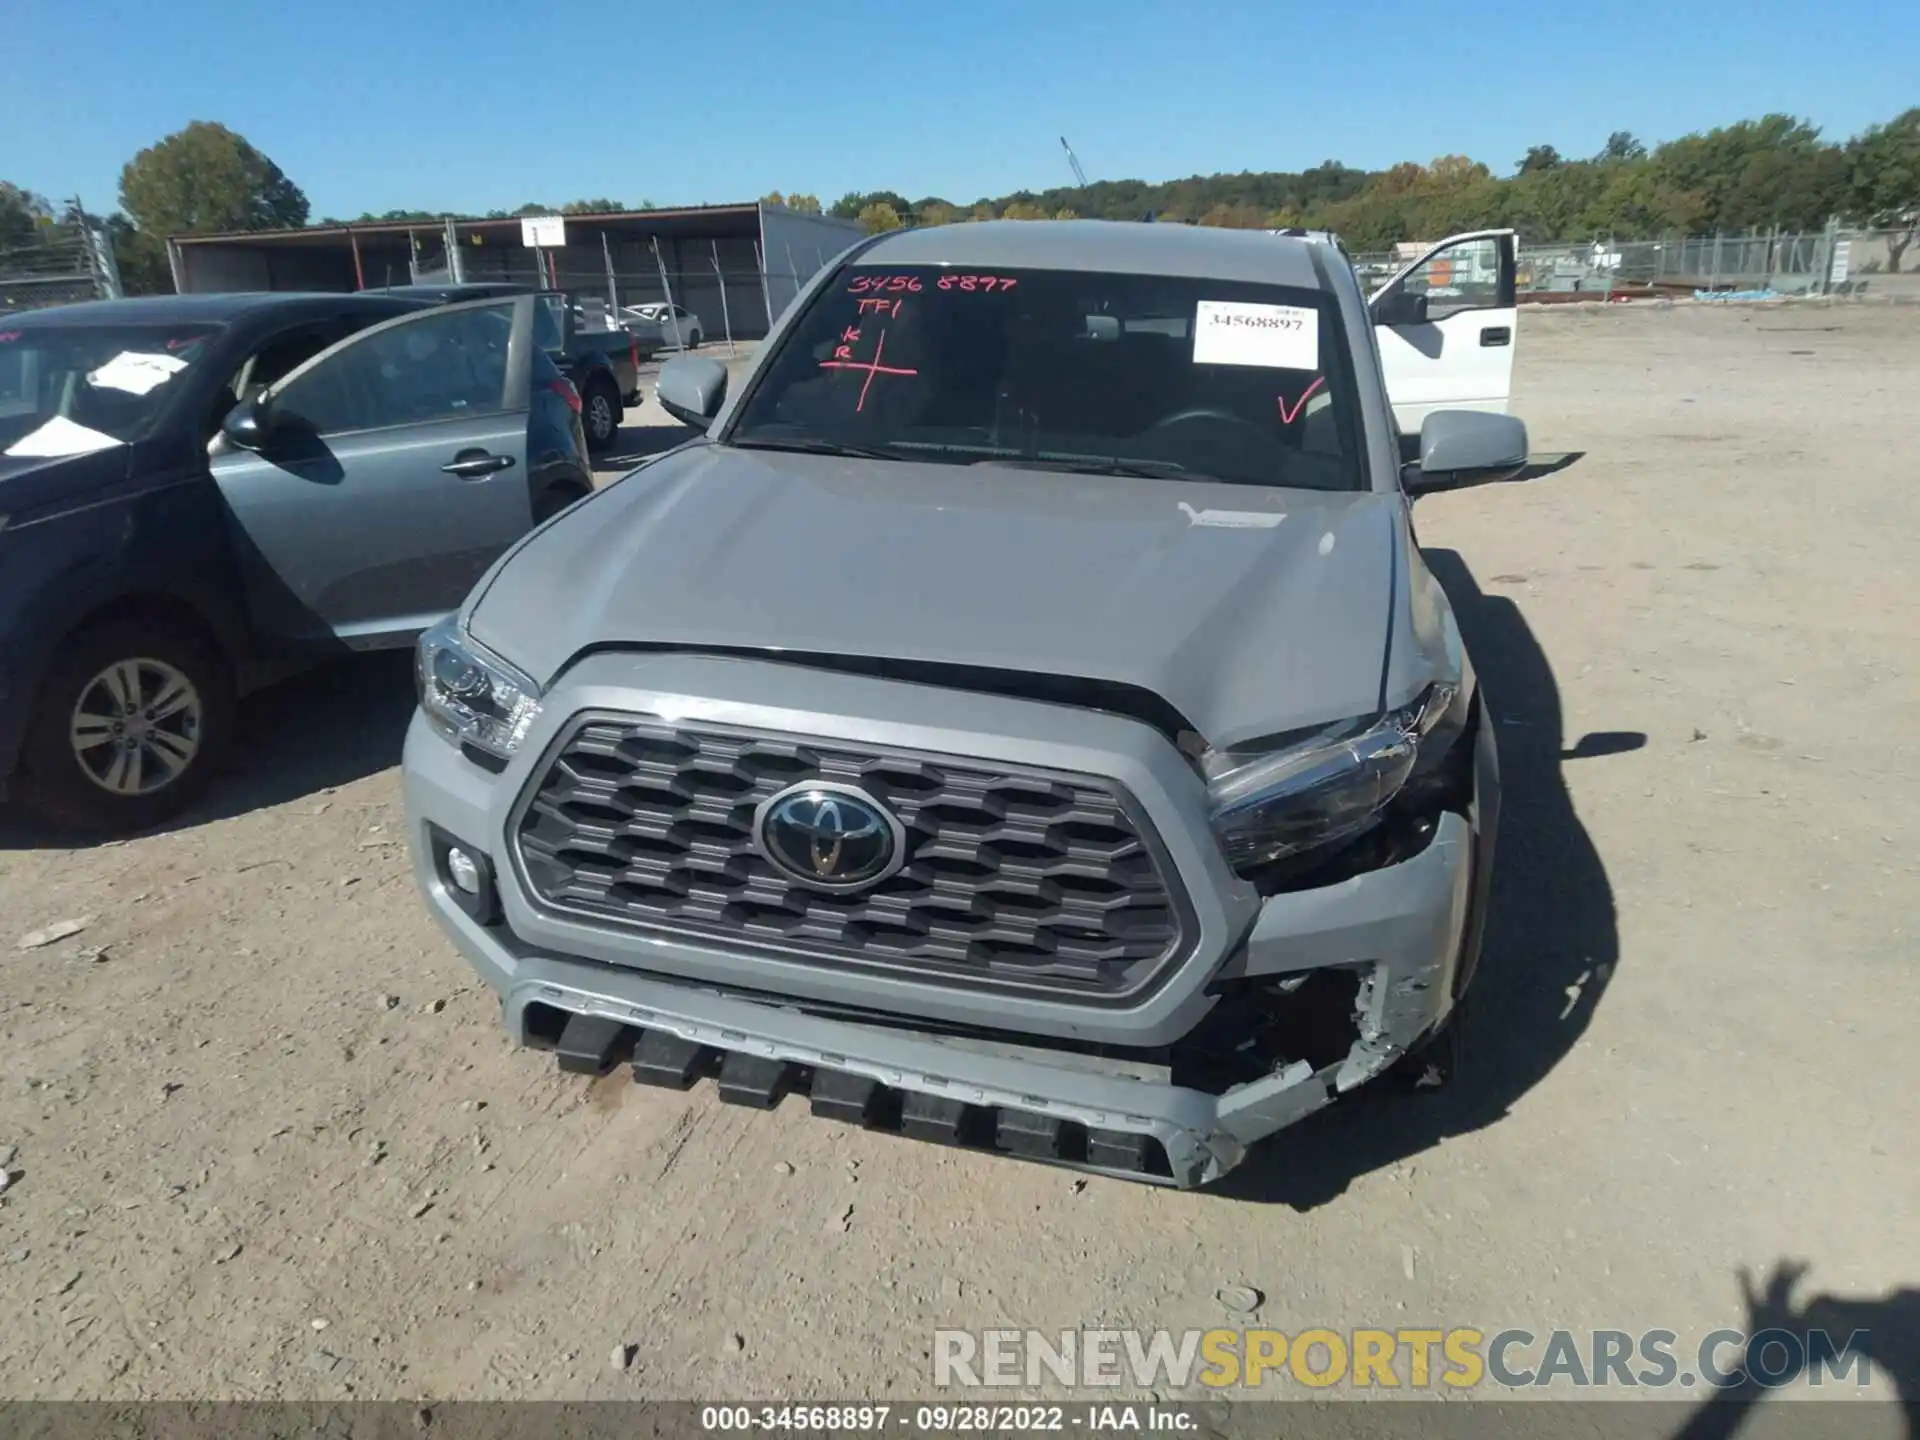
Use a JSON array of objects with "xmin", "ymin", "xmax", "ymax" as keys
[{"xmin": 2, "ymin": 0, "xmax": 1913, "ymax": 221}]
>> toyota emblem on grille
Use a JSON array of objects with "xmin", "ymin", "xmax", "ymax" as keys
[{"xmin": 753, "ymin": 782, "xmax": 907, "ymax": 892}]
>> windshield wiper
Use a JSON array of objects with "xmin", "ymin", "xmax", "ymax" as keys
[
  {"xmin": 971, "ymin": 455, "xmax": 1187, "ymax": 479},
  {"xmin": 730, "ymin": 435, "xmax": 903, "ymax": 462}
]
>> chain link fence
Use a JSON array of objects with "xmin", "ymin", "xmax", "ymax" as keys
[
  {"xmin": 1350, "ymin": 227, "xmax": 1918, "ymax": 303},
  {"xmin": 436, "ymin": 231, "xmax": 840, "ymax": 350},
  {"xmin": 19, "ymin": 219, "xmax": 1919, "ymax": 322},
  {"xmin": 431, "ymin": 222, "xmax": 1920, "ymax": 349}
]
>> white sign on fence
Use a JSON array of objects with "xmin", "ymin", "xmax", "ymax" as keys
[
  {"xmin": 1829, "ymin": 239, "xmax": 1851, "ymax": 287},
  {"xmin": 520, "ymin": 215, "xmax": 567, "ymax": 248}
]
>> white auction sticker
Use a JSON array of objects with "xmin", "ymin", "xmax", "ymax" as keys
[
  {"xmin": 1192, "ymin": 301, "xmax": 1319, "ymax": 370},
  {"xmin": 87, "ymin": 350, "xmax": 188, "ymax": 396},
  {"xmin": 4, "ymin": 414, "xmax": 125, "ymax": 459}
]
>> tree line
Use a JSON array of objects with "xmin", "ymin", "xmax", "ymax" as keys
[
  {"xmin": 4, "ymin": 106, "xmax": 1916, "ymax": 301},
  {"xmin": 828, "ymin": 108, "xmax": 1918, "ymax": 269}
]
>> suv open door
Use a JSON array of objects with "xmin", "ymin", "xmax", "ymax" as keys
[
  {"xmin": 209, "ymin": 295, "xmax": 545, "ymax": 649},
  {"xmin": 1369, "ymin": 229, "xmax": 1518, "ymax": 441}
]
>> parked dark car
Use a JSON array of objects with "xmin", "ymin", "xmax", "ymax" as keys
[
  {"xmin": 382, "ymin": 282, "xmax": 647, "ymax": 454},
  {"xmin": 0, "ymin": 290, "xmax": 593, "ymax": 833}
]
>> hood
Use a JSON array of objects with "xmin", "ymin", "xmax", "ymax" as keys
[
  {"xmin": 468, "ymin": 445, "xmax": 1400, "ymax": 748},
  {"xmin": 0, "ymin": 444, "xmax": 133, "ymax": 522}
]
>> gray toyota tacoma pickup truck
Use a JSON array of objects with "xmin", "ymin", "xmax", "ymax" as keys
[{"xmin": 402, "ymin": 220, "xmax": 1529, "ymax": 1187}]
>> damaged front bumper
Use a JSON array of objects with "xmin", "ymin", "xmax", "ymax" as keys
[{"xmin": 404, "ymin": 685, "xmax": 1488, "ymax": 1186}]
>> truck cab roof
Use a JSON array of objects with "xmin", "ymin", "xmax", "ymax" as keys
[{"xmin": 857, "ymin": 220, "xmax": 1334, "ymax": 290}]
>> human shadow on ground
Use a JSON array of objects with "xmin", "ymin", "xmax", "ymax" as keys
[
  {"xmin": 1668, "ymin": 1260, "xmax": 1919, "ymax": 1439},
  {"xmin": 1217, "ymin": 547, "xmax": 1641, "ymax": 1208}
]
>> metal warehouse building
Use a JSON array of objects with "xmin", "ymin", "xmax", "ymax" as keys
[{"xmin": 167, "ymin": 202, "xmax": 862, "ymax": 342}]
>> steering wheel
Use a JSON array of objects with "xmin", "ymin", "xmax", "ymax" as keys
[{"xmin": 1148, "ymin": 405, "xmax": 1271, "ymax": 436}]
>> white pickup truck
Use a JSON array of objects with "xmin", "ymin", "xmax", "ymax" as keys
[{"xmin": 1366, "ymin": 228, "xmax": 1521, "ymax": 441}]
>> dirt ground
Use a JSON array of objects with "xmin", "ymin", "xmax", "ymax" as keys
[{"xmin": 1, "ymin": 302, "xmax": 1916, "ymax": 1410}]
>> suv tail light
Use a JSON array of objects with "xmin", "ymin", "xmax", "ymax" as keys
[
  {"xmin": 628, "ymin": 336, "xmax": 640, "ymax": 374},
  {"xmin": 548, "ymin": 377, "xmax": 582, "ymax": 415}
]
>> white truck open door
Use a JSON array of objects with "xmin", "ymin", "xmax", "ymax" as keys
[{"xmin": 1369, "ymin": 229, "xmax": 1518, "ymax": 440}]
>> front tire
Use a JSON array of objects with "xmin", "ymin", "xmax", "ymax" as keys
[
  {"xmin": 16, "ymin": 618, "xmax": 235, "ymax": 836},
  {"xmin": 581, "ymin": 378, "xmax": 621, "ymax": 454}
]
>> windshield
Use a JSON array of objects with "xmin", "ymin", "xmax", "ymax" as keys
[
  {"xmin": 729, "ymin": 263, "xmax": 1365, "ymax": 491},
  {"xmin": 0, "ymin": 323, "xmax": 221, "ymax": 456}
]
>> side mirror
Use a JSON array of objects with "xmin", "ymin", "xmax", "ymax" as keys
[
  {"xmin": 220, "ymin": 397, "xmax": 276, "ymax": 451},
  {"xmin": 1372, "ymin": 288, "xmax": 1428, "ymax": 327},
  {"xmin": 1403, "ymin": 410, "xmax": 1529, "ymax": 493},
  {"xmin": 655, "ymin": 355, "xmax": 728, "ymax": 428}
]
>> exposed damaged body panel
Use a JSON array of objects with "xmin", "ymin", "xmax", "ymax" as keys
[{"xmin": 491, "ymin": 856, "xmax": 1475, "ymax": 1188}]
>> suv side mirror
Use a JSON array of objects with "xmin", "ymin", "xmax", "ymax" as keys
[
  {"xmin": 220, "ymin": 397, "xmax": 276, "ymax": 451},
  {"xmin": 655, "ymin": 355, "xmax": 728, "ymax": 427},
  {"xmin": 1373, "ymin": 288, "xmax": 1428, "ymax": 327},
  {"xmin": 1403, "ymin": 410, "xmax": 1529, "ymax": 493}
]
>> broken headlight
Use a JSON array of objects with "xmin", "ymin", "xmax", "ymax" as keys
[
  {"xmin": 415, "ymin": 616, "xmax": 543, "ymax": 761},
  {"xmin": 1204, "ymin": 683, "xmax": 1463, "ymax": 874}
]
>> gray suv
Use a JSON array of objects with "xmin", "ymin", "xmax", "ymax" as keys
[{"xmin": 402, "ymin": 221, "xmax": 1528, "ymax": 1187}]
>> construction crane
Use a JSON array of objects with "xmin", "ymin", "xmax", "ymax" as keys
[{"xmin": 1059, "ymin": 137, "xmax": 1089, "ymax": 189}]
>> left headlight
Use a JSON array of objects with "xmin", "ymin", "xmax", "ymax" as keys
[
  {"xmin": 415, "ymin": 616, "xmax": 544, "ymax": 761},
  {"xmin": 1204, "ymin": 683, "xmax": 1462, "ymax": 873}
]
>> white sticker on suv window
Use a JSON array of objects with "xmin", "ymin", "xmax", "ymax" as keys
[
  {"xmin": 87, "ymin": 350, "xmax": 188, "ymax": 396},
  {"xmin": 1192, "ymin": 301, "xmax": 1318, "ymax": 370},
  {"xmin": 3, "ymin": 414, "xmax": 124, "ymax": 458}
]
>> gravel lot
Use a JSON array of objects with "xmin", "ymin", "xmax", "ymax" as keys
[{"xmin": 1, "ymin": 303, "xmax": 1915, "ymax": 1411}]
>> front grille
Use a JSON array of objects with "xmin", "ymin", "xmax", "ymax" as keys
[{"xmin": 511, "ymin": 714, "xmax": 1191, "ymax": 998}]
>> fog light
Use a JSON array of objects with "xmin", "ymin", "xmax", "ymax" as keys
[
  {"xmin": 426, "ymin": 824, "xmax": 502, "ymax": 926},
  {"xmin": 446, "ymin": 847, "xmax": 481, "ymax": 895}
]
